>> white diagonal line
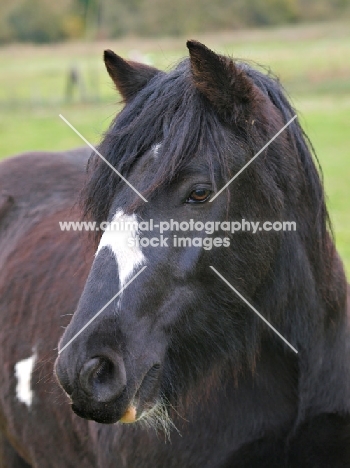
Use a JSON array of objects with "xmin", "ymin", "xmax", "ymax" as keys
[
  {"xmin": 210, "ymin": 115, "xmax": 297, "ymax": 202},
  {"xmin": 210, "ymin": 266, "xmax": 298, "ymax": 353},
  {"xmin": 59, "ymin": 114, "xmax": 148, "ymax": 203},
  {"xmin": 58, "ymin": 266, "xmax": 147, "ymax": 354}
]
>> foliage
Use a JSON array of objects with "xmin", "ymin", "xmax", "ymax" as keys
[{"xmin": 0, "ymin": 0, "xmax": 349, "ymax": 43}]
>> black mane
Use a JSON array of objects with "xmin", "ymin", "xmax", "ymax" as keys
[
  {"xmin": 82, "ymin": 57, "xmax": 327, "ymax": 232},
  {"xmin": 82, "ymin": 56, "xmax": 337, "ymax": 314}
]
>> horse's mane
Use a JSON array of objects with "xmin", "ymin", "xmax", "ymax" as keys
[
  {"xmin": 82, "ymin": 59, "xmax": 230, "ymax": 222},
  {"xmin": 82, "ymin": 57, "xmax": 326, "ymax": 227},
  {"xmin": 80, "ymin": 56, "xmax": 342, "ymax": 322}
]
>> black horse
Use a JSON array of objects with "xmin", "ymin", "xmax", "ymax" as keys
[{"xmin": 1, "ymin": 41, "xmax": 350, "ymax": 467}]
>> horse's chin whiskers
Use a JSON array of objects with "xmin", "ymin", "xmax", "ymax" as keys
[{"xmin": 137, "ymin": 397, "xmax": 180, "ymax": 440}]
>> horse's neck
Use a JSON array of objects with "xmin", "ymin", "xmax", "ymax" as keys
[
  {"xmin": 93, "ymin": 349, "xmax": 299, "ymax": 467},
  {"xmin": 174, "ymin": 345, "xmax": 298, "ymax": 450},
  {"xmin": 296, "ymin": 299, "xmax": 350, "ymax": 423},
  {"xmin": 94, "ymin": 334, "xmax": 350, "ymax": 466}
]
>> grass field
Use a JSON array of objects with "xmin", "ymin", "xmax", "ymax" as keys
[{"xmin": 0, "ymin": 21, "xmax": 349, "ymax": 274}]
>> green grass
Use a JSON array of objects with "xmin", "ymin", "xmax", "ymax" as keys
[
  {"xmin": 298, "ymin": 96, "xmax": 350, "ymax": 270},
  {"xmin": 0, "ymin": 21, "xmax": 349, "ymax": 274}
]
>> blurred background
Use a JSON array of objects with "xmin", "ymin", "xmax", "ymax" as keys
[{"xmin": 0, "ymin": 0, "xmax": 349, "ymax": 272}]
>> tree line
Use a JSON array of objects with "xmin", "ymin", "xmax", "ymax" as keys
[{"xmin": 0, "ymin": 0, "xmax": 349, "ymax": 44}]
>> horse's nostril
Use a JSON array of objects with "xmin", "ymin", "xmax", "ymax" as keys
[
  {"xmin": 79, "ymin": 356, "xmax": 126, "ymax": 403},
  {"xmin": 79, "ymin": 357, "xmax": 105, "ymax": 395}
]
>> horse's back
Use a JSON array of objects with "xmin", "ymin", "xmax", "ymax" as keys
[
  {"xmin": 0, "ymin": 147, "xmax": 91, "ymax": 259},
  {"xmin": 0, "ymin": 149, "xmax": 96, "ymax": 467}
]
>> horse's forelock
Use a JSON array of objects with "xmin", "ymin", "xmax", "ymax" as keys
[{"xmin": 81, "ymin": 51, "xmax": 331, "ymax": 285}]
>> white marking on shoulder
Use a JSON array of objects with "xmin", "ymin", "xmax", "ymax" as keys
[
  {"xmin": 96, "ymin": 210, "xmax": 145, "ymax": 288},
  {"xmin": 15, "ymin": 353, "xmax": 37, "ymax": 407}
]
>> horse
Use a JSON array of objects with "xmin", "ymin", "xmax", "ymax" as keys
[
  {"xmin": 1, "ymin": 40, "xmax": 350, "ymax": 467},
  {"xmin": 0, "ymin": 148, "xmax": 97, "ymax": 467}
]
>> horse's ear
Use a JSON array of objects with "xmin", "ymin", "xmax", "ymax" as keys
[
  {"xmin": 104, "ymin": 49, "xmax": 160, "ymax": 102},
  {"xmin": 187, "ymin": 40, "xmax": 263, "ymax": 121}
]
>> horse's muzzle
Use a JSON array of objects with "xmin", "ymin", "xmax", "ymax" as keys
[{"xmin": 55, "ymin": 352, "xmax": 162, "ymax": 424}]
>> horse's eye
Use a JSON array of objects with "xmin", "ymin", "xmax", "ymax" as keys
[{"xmin": 186, "ymin": 188, "xmax": 212, "ymax": 203}]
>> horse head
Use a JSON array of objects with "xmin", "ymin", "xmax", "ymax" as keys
[{"xmin": 55, "ymin": 41, "xmax": 346, "ymax": 431}]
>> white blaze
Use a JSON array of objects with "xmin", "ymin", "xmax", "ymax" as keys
[
  {"xmin": 97, "ymin": 210, "xmax": 145, "ymax": 288},
  {"xmin": 15, "ymin": 353, "xmax": 37, "ymax": 407}
]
